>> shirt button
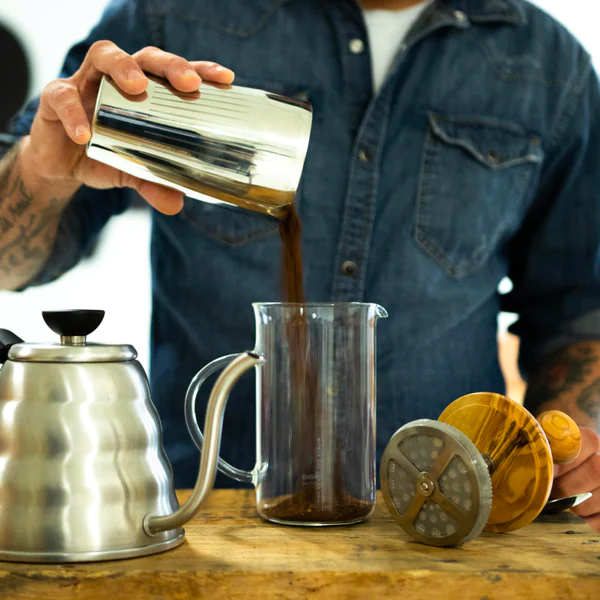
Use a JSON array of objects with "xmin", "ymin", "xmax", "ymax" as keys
[
  {"xmin": 341, "ymin": 261, "xmax": 358, "ymax": 276},
  {"xmin": 487, "ymin": 151, "xmax": 501, "ymax": 165},
  {"xmin": 358, "ymin": 148, "xmax": 372, "ymax": 163},
  {"xmin": 453, "ymin": 10, "xmax": 468, "ymax": 24},
  {"xmin": 349, "ymin": 38, "xmax": 365, "ymax": 54}
]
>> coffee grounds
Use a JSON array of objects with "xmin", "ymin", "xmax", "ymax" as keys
[
  {"xmin": 263, "ymin": 492, "xmax": 372, "ymax": 524},
  {"xmin": 259, "ymin": 204, "xmax": 367, "ymax": 524}
]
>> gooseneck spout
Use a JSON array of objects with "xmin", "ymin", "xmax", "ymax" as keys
[{"xmin": 143, "ymin": 352, "xmax": 265, "ymax": 535}]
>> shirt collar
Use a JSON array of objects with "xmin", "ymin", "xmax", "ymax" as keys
[{"xmin": 442, "ymin": 0, "xmax": 527, "ymax": 26}]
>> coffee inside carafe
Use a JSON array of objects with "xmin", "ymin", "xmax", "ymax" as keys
[{"xmin": 260, "ymin": 204, "xmax": 371, "ymax": 524}]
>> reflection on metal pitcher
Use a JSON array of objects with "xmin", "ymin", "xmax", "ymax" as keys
[{"xmin": 87, "ymin": 75, "xmax": 313, "ymax": 217}]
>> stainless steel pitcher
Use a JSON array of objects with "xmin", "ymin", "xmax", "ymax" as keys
[
  {"xmin": 87, "ymin": 75, "xmax": 313, "ymax": 217},
  {"xmin": 0, "ymin": 310, "xmax": 264, "ymax": 562}
]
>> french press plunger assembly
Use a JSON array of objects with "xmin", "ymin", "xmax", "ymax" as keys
[{"xmin": 380, "ymin": 392, "xmax": 582, "ymax": 546}]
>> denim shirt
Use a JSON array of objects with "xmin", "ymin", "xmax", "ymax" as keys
[{"xmin": 4, "ymin": 0, "xmax": 600, "ymax": 488}]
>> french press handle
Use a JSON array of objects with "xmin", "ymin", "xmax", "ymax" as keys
[{"xmin": 184, "ymin": 353, "xmax": 256, "ymax": 484}]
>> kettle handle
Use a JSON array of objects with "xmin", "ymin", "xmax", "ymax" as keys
[
  {"xmin": 0, "ymin": 329, "xmax": 24, "ymax": 363},
  {"xmin": 143, "ymin": 351, "xmax": 265, "ymax": 535}
]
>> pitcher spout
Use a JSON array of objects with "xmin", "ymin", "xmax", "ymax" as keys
[{"xmin": 375, "ymin": 305, "xmax": 389, "ymax": 319}]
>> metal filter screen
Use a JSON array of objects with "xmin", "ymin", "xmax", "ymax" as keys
[{"xmin": 381, "ymin": 420, "xmax": 493, "ymax": 546}]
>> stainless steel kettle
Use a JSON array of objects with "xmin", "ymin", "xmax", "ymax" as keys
[{"xmin": 0, "ymin": 309, "xmax": 263, "ymax": 562}]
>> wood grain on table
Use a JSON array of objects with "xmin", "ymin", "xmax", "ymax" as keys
[{"xmin": 0, "ymin": 490, "xmax": 599, "ymax": 599}]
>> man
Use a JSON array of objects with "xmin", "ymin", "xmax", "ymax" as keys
[{"xmin": 0, "ymin": 0, "xmax": 599, "ymax": 529}]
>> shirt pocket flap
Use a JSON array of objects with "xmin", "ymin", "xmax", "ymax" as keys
[
  {"xmin": 428, "ymin": 113, "xmax": 543, "ymax": 170},
  {"xmin": 416, "ymin": 112, "xmax": 545, "ymax": 278}
]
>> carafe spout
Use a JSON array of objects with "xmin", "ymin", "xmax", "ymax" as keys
[{"xmin": 375, "ymin": 305, "xmax": 389, "ymax": 319}]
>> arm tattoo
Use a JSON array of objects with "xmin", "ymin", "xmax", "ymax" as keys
[
  {"xmin": 0, "ymin": 145, "xmax": 20, "ymax": 208},
  {"xmin": 577, "ymin": 380, "xmax": 600, "ymax": 422},
  {"xmin": 0, "ymin": 144, "xmax": 65, "ymax": 284},
  {"xmin": 524, "ymin": 344, "xmax": 597, "ymax": 413}
]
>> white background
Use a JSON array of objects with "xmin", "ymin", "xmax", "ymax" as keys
[
  {"xmin": 0, "ymin": 0, "xmax": 596, "ymax": 373},
  {"xmin": 0, "ymin": 0, "xmax": 152, "ymax": 368}
]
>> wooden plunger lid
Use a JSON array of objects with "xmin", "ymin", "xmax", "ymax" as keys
[{"xmin": 438, "ymin": 392, "xmax": 553, "ymax": 533}]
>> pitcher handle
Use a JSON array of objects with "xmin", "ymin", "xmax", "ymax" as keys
[
  {"xmin": 144, "ymin": 351, "xmax": 265, "ymax": 535},
  {"xmin": 184, "ymin": 353, "xmax": 254, "ymax": 483}
]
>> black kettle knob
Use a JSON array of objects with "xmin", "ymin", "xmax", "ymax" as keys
[{"xmin": 42, "ymin": 310, "xmax": 105, "ymax": 338}]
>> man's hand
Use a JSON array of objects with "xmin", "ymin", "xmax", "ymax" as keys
[
  {"xmin": 552, "ymin": 426, "xmax": 600, "ymax": 530},
  {"xmin": 525, "ymin": 342, "xmax": 600, "ymax": 532},
  {"xmin": 20, "ymin": 41, "xmax": 235, "ymax": 214}
]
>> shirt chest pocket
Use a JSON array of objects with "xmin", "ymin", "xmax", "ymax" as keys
[
  {"xmin": 179, "ymin": 78, "xmax": 311, "ymax": 247},
  {"xmin": 415, "ymin": 113, "xmax": 544, "ymax": 278}
]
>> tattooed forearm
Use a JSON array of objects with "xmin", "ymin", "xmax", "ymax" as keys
[
  {"xmin": 0, "ymin": 143, "xmax": 67, "ymax": 289},
  {"xmin": 525, "ymin": 344, "xmax": 596, "ymax": 409},
  {"xmin": 0, "ymin": 145, "xmax": 20, "ymax": 209},
  {"xmin": 524, "ymin": 342, "xmax": 600, "ymax": 432},
  {"xmin": 0, "ymin": 175, "xmax": 34, "ymax": 240},
  {"xmin": 0, "ymin": 201, "xmax": 57, "ymax": 273},
  {"xmin": 577, "ymin": 380, "xmax": 600, "ymax": 422}
]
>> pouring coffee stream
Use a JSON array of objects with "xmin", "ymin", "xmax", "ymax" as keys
[{"xmin": 262, "ymin": 205, "xmax": 373, "ymax": 523}]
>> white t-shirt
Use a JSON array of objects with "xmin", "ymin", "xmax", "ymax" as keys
[{"xmin": 363, "ymin": 1, "xmax": 434, "ymax": 94}]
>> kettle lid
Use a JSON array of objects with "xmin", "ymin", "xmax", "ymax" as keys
[{"xmin": 8, "ymin": 310, "xmax": 136, "ymax": 363}]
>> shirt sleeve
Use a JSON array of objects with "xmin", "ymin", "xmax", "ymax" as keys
[
  {"xmin": 501, "ymin": 53, "xmax": 600, "ymax": 377},
  {"xmin": 2, "ymin": 0, "xmax": 159, "ymax": 288}
]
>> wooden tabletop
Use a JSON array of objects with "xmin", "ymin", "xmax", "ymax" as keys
[{"xmin": 1, "ymin": 489, "xmax": 599, "ymax": 599}]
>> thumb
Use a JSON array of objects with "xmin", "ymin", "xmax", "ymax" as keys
[{"xmin": 552, "ymin": 427, "xmax": 600, "ymax": 479}]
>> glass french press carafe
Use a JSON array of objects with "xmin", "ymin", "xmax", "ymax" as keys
[{"xmin": 185, "ymin": 302, "xmax": 388, "ymax": 526}]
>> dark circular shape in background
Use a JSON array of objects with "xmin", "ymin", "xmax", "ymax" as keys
[{"xmin": 0, "ymin": 21, "xmax": 30, "ymax": 133}]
